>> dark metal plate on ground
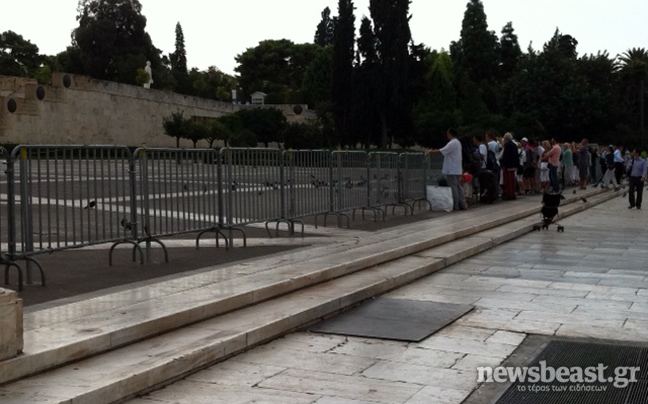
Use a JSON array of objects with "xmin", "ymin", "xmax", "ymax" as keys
[
  {"xmin": 494, "ymin": 340, "xmax": 648, "ymax": 404},
  {"xmin": 309, "ymin": 297, "xmax": 474, "ymax": 342}
]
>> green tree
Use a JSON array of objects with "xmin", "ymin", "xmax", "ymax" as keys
[
  {"xmin": 0, "ymin": 30, "xmax": 43, "ymax": 77},
  {"xmin": 229, "ymin": 129, "xmax": 258, "ymax": 147},
  {"xmin": 162, "ymin": 111, "xmax": 188, "ymax": 148},
  {"xmin": 180, "ymin": 66, "xmax": 238, "ymax": 100},
  {"xmin": 52, "ymin": 46, "xmax": 88, "ymax": 75},
  {"xmin": 73, "ymin": 0, "xmax": 161, "ymax": 85},
  {"xmin": 499, "ymin": 22, "xmax": 521, "ymax": 80},
  {"xmin": 618, "ymin": 48, "xmax": 648, "ymax": 147},
  {"xmin": 330, "ymin": 0, "xmax": 356, "ymax": 146},
  {"xmin": 34, "ymin": 65, "xmax": 52, "ymax": 84},
  {"xmin": 301, "ymin": 46, "xmax": 332, "ymax": 110},
  {"xmin": 452, "ymin": 0, "xmax": 500, "ymax": 84},
  {"xmin": 413, "ymin": 51, "xmax": 461, "ymax": 147},
  {"xmin": 235, "ymin": 40, "xmax": 321, "ymax": 103},
  {"xmin": 369, "ymin": 0, "xmax": 413, "ymax": 147},
  {"xmin": 170, "ymin": 22, "xmax": 191, "ymax": 94},
  {"xmin": 185, "ymin": 120, "xmax": 209, "ymax": 148},
  {"xmin": 314, "ymin": 7, "xmax": 336, "ymax": 47},
  {"xmin": 350, "ymin": 16, "xmax": 381, "ymax": 147},
  {"xmin": 206, "ymin": 119, "xmax": 232, "ymax": 148},
  {"xmin": 235, "ymin": 108, "xmax": 287, "ymax": 147},
  {"xmin": 283, "ymin": 122, "xmax": 325, "ymax": 149},
  {"xmin": 450, "ymin": 0, "xmax": 501, "ymax": 124}
]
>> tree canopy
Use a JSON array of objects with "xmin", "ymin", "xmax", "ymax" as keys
[
  {"xmin": 4, "ymin": 0, "xmax": 648, "ymax": 150},
  {"xmin": 0, "ymin": 30, "xmax": 43, "ymax": 77},
  {"xmin": 72, "ymin": 0, "xmax": 162, "ymax": 85}
]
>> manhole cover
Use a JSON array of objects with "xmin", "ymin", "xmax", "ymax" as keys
[{"xmin": 310, "ymin": 297, "xmax": 473, "ymax": 342}]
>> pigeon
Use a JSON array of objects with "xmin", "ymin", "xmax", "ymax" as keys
[
  {"xmin": 84, "ymin": 200, "xmax": 96, "ymax": 209},
  {"xmin": 183, "ymin": 184, "xmax": 188, "ymax": 191},
  {"xmin": 202, "ymin": 184, "xmax": 208, "ymax": 193},
  {"xmin": 120, "ymin": 218, "xmax": 132, "ymax": 231},
  {"xmin": 581, "ymin": 197, "xmax": 588, "ymax": 203},
  {"xmin": 573, "ymin": 189, "xmax": 577, "ymax": 194}
]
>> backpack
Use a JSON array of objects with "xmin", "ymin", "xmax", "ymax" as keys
[
  {"xmin": 465, "ymin": 146, "xmax": 482, "ymax": 175},
  {"xmin": 523, "ymin": 148, "xmax": 537, "ymax": 169},
  {"xmin": 486, "ymin": 149, "xmax": 498, "ymax": 172}
]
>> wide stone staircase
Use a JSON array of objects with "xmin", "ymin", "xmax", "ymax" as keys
[{"xmin": 0, "ymin": 187, "xmax": 619, "ymax": 404}]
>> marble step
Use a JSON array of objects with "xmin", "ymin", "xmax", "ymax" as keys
[
  {"xmin": 0, "ymin": 188, "xmax": 611, "ymax": 389},
  {"xmin": 0, "ymin": 189, "xmax": 618, "ymax": 404}
]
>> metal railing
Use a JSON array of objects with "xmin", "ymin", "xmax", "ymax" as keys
[{"xmin": 1, "ymin": 145, "xmax": 431, "ymax": 291}]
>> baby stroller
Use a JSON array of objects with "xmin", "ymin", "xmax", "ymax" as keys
[{"xmin": 533, "ymin": 192, "xmax": 565, "ymax": 232}]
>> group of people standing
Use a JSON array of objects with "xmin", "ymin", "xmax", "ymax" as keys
[{"xmin": 427, "ymin": 128, "xmax": 647, "ymax": 211}]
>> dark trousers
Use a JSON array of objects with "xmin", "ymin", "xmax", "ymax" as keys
[
  {"xmin": 629, "ymin": 176, "xmax": 644, "ymax": 208},
  {"xmin": 615, "ymin": 162, "xmax": 624, "ymax": 184},
  {"xmin": 548, "ymin": 164, "xmax": 559, "ymax": 193}
]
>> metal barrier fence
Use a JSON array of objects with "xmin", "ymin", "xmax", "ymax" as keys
[
  {"xmin": 1, "ymin": 146, "xmax": 432, "ymax": 291},
  {"xmin": 130, "ymin": 148, "xmax": 226, "ymax": 261},
  {"xmin": 219, "ymin": 148, "xmax": 285, "ymax": 241},
  {"xmin": 6, "ymin": 145, "xmax": 135, "ymax": 288},
  {"xmin": 331, "ymin": 151, "xmax": 373, "ymax": 223},
  {"xmin": 400, "ymin": 152, "xmax": 432, "ymax": 212},
  {"xmin": 368, "ymin": 152, "xmax": 403, "ymax": 215},
  {"xmin": 0, "ymin": 146, "xmax": 24, "ymax": 287},
  {"xmin": 282, "ymin": 150, "xmax": 333, "ymax": 234}
]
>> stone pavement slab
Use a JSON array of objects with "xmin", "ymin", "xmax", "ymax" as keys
[{"xmin": 121, "ymin": 191, "xmax": 648, "ymax": 404}]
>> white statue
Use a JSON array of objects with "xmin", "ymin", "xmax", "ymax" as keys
[{"xmin": 143, "ymin": 61, "xmax": 153, "ymax": 89}]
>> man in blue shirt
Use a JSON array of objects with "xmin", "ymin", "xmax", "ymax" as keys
[{"xmin": 627, "ymin": 149, "xmax": 647, "ymax": 209}]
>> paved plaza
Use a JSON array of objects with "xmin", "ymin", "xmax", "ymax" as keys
[{"xmin": 123, "ymin": 193, "xmax": 648, "ymax": 404}]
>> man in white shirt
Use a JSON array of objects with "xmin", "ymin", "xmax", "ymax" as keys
[{"xmin": 427, "ymin": 128, "xmax": 468, "ymax": 211}]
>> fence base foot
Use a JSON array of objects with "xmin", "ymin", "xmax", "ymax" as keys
[
  {"xmin": 136, "ymin": 238, "xmax": 169, "ymax": 263},
  {"xmin": 352, "ymin": 207, "xmax": 385, "ymax": 222},
  {"xmin": 3, "ymin": 256, "xmax": 45, "ymax": 291},
  {"xmin": 411, "ymin": 198, "xmax": 432, "ymax": 212},
  {"xmin": 314, "ymin": 212, "xmax": 350, "ymax": 229},
  {"xmin": 196, "ymin": 228, "xmax": 230, "ymax": 250},
  {"xmin": 220, "ymin": 227, "xmax": 247, "ymax": 248},
  {"xmin": 3, "ymin": 261, "xmax": 23, "ymax": 292},
  {"xmin": 265, "ymin": 219, "xmax": 304, "ymax": 237},
  {"xmin": 386, "ymin": 203, "xmax": 412, "ymax": 216},
  {"xmin": 109, "ymin": 240, "xmax": 144, "ymax": 266}
]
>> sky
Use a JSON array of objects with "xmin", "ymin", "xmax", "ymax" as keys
[{"xmin": 3, "ymin": 0, "xmax": 648, "ymax": 76}]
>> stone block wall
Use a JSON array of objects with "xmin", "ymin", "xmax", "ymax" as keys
[
  {"xmin": 0, "ymin": 289, "xmax": 23, "ymax": 361},
  {"xmin": 0, "ymin": 73, "xmax": 314, "ymax": 148}
]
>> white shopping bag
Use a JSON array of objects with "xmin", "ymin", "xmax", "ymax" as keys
[{"xmin": 426, "ymin": 185, "xmax": 453, "ymax": 212}]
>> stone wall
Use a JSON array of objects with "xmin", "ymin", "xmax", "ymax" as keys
[
  {"xmin": 0, "ymin": 288, "xmax": 22, "ymax": 361},
  {"xmin": 0, "ymin": 73, "xmax": 315, "ymax": 148}
]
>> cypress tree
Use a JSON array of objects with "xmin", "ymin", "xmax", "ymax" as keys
[
  {"xmin": 314, "ymin": 7, "xmax": 336, "ymax": 47},
  {"xmin": 330, "ymin": 0, "xmax": 356, "ymax": 147},
  {"xmin": 170, "ymin": 22, "xmax": 191, "ymax": 94},
  {"xmin": 369, "ymin": 0, "xmax": 412, "ymax": 148}
]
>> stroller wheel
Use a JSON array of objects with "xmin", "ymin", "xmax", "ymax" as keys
[
  {"xmin": 542, "ymin": 224, "xmax": 549, "ymax": 230},
  {"xmin": 533, "ymin": 225, "xmax": 541, "ymax": 231},
  {"xmin": 557, "ymin": 226, "xmax": 565, "ymax": 232}
]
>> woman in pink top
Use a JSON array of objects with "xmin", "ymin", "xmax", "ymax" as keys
[{"xmin": 546, "ymin": 138, "xmax": 562, "ymax": 193}]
